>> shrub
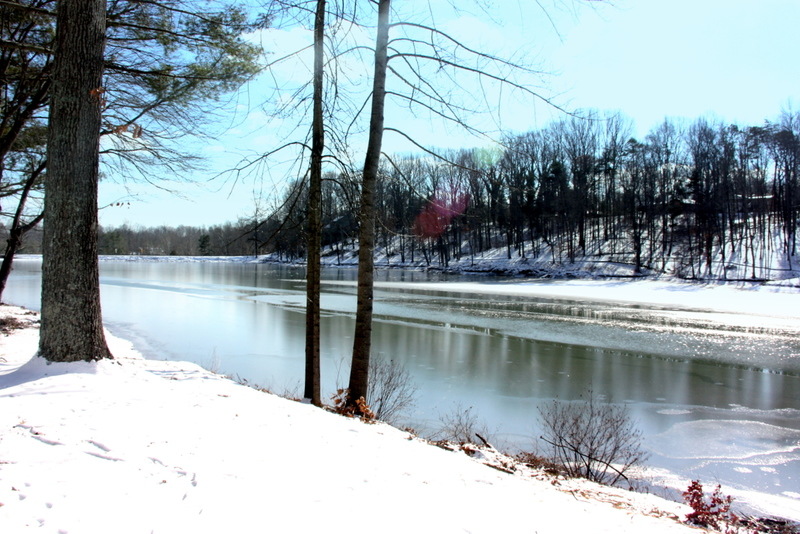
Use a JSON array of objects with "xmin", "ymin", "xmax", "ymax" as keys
[
  {"xmin": 538, "ymin": 392, "xmax": 648, "ymax": 487},
  {"xmin": 430, "ymin": 403, "xmax": 492, "ymax": 446},
  {"xmin": 683, "ymin": 480, "xmax": 738, "ymax": 532},
  {"xmin": 330, "ymin": 389, "xmax": 376, "ymax": 422},
  {"xmin": 0, "ymin": 315, "xmax": 25, "ymax": 334},
  {"xmin": 366, "ymin": 358, "xmax": 417, "ymax": 425},
  {"xmin": 330, "ymin": 358, "xmax": 416, "ymax": 425},
  {"xmin": 515, "ymin": 451, "xmax": 563, "ymax": 476}
]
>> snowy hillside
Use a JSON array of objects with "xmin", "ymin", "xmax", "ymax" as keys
[{"xmin": 310, "ymin": 227, "xmax": 800, "ymax": 284}]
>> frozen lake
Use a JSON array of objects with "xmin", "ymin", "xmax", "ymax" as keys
[{"xmin": 5, "ymin": 256, "xmax": 799, "ymax": 519}]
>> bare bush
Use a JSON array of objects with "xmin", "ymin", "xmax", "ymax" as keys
[
  {"xmin": 0, "ymin": 315, "xmax": 25, "ymax": 334},
  {"xmin": 366, "ymin": 358, "xmax": 417, "ymax": 425},
  {"xmin": 430, "ymin": 403, "xmax": 493, "ymax": 446},
  {"xmin": 515, "ymin": 451, "xmax": 563, "ymax": 476},
  {"xmin": 538, "ymin": 393, "xmax": 648, "ymax": 487}
]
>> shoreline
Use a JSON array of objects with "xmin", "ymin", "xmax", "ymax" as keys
[
  {"xmin": 4, "ymin": 260, "xmax": 799, "ymax": 526},
  {"xmin": 15, "ymin": 252, "xmax": 800, "ymax": 287},
  {"xmin": 0, "ymin": 304, "xmax": 710, "ymax": 534}
]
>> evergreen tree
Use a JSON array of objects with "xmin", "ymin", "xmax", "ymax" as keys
[
  {"xmin": 39, "ymin": 0, "xmax": 111, "ymax": 362},
  {"xmin": 0, "ymin": 0, "xmax": 263, "ymax": 300}
]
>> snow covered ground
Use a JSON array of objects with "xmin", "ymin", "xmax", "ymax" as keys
[{"xmin": 0, "ymin": 304, "xmax": 706, "ymax": 534}]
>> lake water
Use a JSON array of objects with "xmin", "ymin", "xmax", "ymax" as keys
[{"xmin": 4, "ymin": 256, "xmax": 800, "ymax": 518}]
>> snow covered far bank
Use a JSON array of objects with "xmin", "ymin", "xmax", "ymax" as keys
[
  {"xmin": 20, "ymin": 246, "xmax": 800, "ymax": 289},
  {"xmin": 17, "ymin": 251, "xmax": 800, "ymax": 294},
  {"xmin": 101, "ymin": 253, "xmax": 798, "ymax": 324},
  {"xmin": 362, "ymin": 278, "xmax": 800, "ymax": 319},
  {"xmin": 0, "ymin": 305, "xmax": 702, "ymax": 534}
]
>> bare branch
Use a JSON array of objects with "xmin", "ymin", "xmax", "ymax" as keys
[
  {"xmin": 387, "ymin": 51, "xmax": 562, "ymax": 112},
  {"xmin": 0, "ymin": 39, "xmax": 51, "ymax": 54}
]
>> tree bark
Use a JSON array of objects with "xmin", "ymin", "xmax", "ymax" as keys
[
  {"xmin": 304, "ymin": 0, "xmax": 325, "ymax": 406},
  {"xmin": 347, "ymin": 0, "xmax": 390, "ymax": 406},
  {"xmin": 39, "ymin": 0, "xmax": 112, "ymax": 362}
]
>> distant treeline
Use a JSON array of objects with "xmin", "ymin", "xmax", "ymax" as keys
[
  {"xmin": 98, "ymin": 222, "xmax": 260, "ymax": 257},
  {"xmin": 7, "ymin": 111, "xmax": 798, "ymax": 280},
  {"xmin": 258, "ymin": 111, "xmax": 799, "ymax": 279},
  {"xmin": 1, "ymin": 221, "xmax": 262, "ymax": 257}
]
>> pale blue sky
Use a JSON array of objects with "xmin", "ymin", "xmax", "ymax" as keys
[{"xmin": 98, "ymin": 0, "xmax": 800, "ymax": 229}]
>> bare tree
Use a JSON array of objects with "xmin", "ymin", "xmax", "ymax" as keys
[
  {"xmin": 246, "ymin": 0, "xmax": 365, "ymax": 406},
  {"xmin": 253, "ymin": 3, "xmax": 563, "ymax": 407},
  {"xmin": 346, "ymin": 0, "xmax": 391, "ymax": 407},
  {"xmin": 345, "ymin": 2, "xmax": 564, "ymax": 406},
  {"xmin": 304, "ymin": 0, "xmax": 325, "ymax": 406}
]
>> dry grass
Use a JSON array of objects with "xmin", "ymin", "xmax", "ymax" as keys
[{"xmin": 0, "ymin": 307, "xmax": 37, "ymax": 335}]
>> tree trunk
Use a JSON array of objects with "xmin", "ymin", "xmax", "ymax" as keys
[
  {"xmin": 0, "ymin": 212, "xmax": 45, "ymax": 301},
  {"xmin": 0, "ymin": 161, "xmax": 46, "ymax": 302},
  {"xmin": 39, "ymin": 0, "xmax": 111, "ymax": 362},
  {"xmin": 347, "ymin": 0, "xmax": 390, "ymax": 406},
  {"xmin": 304, "ymin": 0, "xmax": 325, "ymax": 407}
]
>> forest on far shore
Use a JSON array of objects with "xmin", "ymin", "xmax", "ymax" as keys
[{"xmin": 7, "ymin": 111, "xmax": 800, "ymax": 281}]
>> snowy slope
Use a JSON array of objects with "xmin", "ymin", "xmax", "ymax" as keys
[{"xmin": 0, "ymin": 305, "xmax": 700, "ymax": 534}]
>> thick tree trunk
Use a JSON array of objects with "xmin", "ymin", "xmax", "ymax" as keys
[
  {"xmin": 39, "ymin": 0, "xmax": 111, "ymax": 362},
  {"xmin": 347, "ymin": 0, "xmax": 390, "ymax": 406},
  {"xmin": 304, "ymin": 0, "xmax": 325, "ymax": 407}
]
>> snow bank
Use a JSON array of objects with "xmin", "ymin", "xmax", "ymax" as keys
[
  {"xmin": 367, "ymin": 278, "xmax": 800, "ymax": 319},
  {"xmin": 0, "ymin": 305, "xmax": 699, "ymax": 534}
]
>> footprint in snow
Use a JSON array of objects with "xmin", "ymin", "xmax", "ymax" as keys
[{"xmin": 86, "ymin": 439, "xmax": 111, "ymax": 452}]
